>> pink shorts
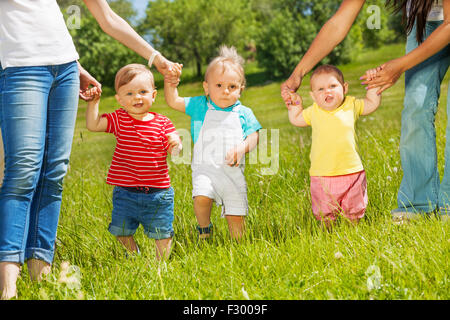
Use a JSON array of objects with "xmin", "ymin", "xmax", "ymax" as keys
[{"xmin": 310, "ymin": 170, "xmax": 368, "ymax": 222}]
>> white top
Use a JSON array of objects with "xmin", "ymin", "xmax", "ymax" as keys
[
  {"xmin": 407, "ymin": 0, "xmax": 444, "ymax": 21},
  {"xmin": 0, "ymin": 0, "xmax": 79, "ymax": 68},
  {"xmin": 428, "ymin": 0, "xmax": 444, "ymax": 21}
]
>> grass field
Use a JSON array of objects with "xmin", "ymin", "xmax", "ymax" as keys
[{"xmin": 14, "ymin": 43, "xmax": 449, "ymax": 300}]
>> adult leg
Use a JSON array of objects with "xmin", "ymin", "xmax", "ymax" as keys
[
  {"xmin": 0, "ymin": 262, "xmax": 20, "ymax": 300},
  {"xmin": 0, "ymin": 66, "xmax": 51, "ymax": 293},
  {"xmin": 394, "ymin": 22, "xmax": 450, "ymax": 215},
  {"xmin": 439, "ymin": 83, "xmax": 450, "ymax": 212},
  {"xmin": 24, "ymin": 62, "xmax": 79, "ymax": 274}
]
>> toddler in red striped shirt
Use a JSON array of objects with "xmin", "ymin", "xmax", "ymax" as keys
[{"xmin": 85, "ymin": 63, "xmax": 182, "ymax": 260}]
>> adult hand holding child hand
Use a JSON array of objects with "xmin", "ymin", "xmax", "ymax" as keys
[
  {"xmin": 78, "ymin": 61, "xmax": 102, "ymax": 102},
  {"xmin": 155, "ymin": 54, "xmax": 183, "ymax": 85},
  {"xmin": 360, "ymin": 58, "xmax": 405, "ymax": 95},
  {"xmin": 164, "ymin": 62, "xmax": 183, "ymax": 87},
  {"xmin": 84, "ymin": 86, "xmax": 102, "ymax": 102},
  {"xmin": 281, "ymin": 71, "xmax": 303, "ymax": 108}
]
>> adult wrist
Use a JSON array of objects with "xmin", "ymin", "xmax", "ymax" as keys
[{"xmin": 148, "ymin": 50, "xmax": 161, "ymax": 68}]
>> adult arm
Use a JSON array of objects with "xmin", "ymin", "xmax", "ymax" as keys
[
  {"xmin": 83, "ymin": 0, "xmax": 177, "ymax": 77},
  {"xmin": 281, "ymin": 0, "xmax": 366, "ymax": 106},
  {"xmin": 362, "ymin": 0, "xmax": 450, "ymax": 94}
]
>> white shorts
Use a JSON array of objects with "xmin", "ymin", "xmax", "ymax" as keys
[{"xmin": 192, "ymin": 167, "xmax": 248, "ymax": 217}]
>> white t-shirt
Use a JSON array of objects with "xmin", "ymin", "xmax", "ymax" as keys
[
  {"xmin": 407, "ymin": 0, "xmax": 444, "ymax": 21},
  {"xmin": 428, "ymin": 0, "xmax": 444, "ymax": 21},
  {"xmin": 0, "ymin": 0, "xmax": 79, "ymax": 68}
]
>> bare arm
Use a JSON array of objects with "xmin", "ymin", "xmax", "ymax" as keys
[
  {"xmin": 291, "ymin": 0, "xmax": 365, "ymax": 80},
  {"xmin": 361, "ymin": 88, "xmax": 382, "ymax": 115},
  {"xmin": 164, "ymin": 78, "xmax": 186, "ymax": 113},
  {"xmin": 287, "ymin": 92, "xmax": 309, "ymax": 127},
  {"xmin": 288, "ymin": 106, "xmax": 309, "ymax": 128},
  {"xmin": 85, "ymin": 88, "xmax": 108, "ymax": 132},
  {"xmin": 226, "ymin": 131, "xmax": 260, "ymax": 167},
  {"xmin": 83, "ymin": 0, "xmax": 176, "ymax": 76},
  {"xmin": 281, "ymin": 0, "xmax": 365, "ymax": 106},
  {"xmin": 362, "ymin": 0, "xmax": 450, "ymax": 94}
]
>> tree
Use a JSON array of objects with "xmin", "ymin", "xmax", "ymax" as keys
[
  {"xmin": 140, "ymin": 0, "xmax": 256, "ymax": 77},
  {"xmin": 254, "ymin": 0, "xmax": 362, "ymax": 78},
  {"xmin": 357, "ymin": 0, "xmax": 398, "ymax": 48}
]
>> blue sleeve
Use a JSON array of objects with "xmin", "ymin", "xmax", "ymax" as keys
[
  {"xmin": 239, "ymin": 107, "xmax": 262, "ymax": 139},
  {"xmin": 185, "ymin": 96, "xmax": 208, "ymax": 120}
]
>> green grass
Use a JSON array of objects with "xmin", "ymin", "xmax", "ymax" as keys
[{"xmin": 15, "ymin": 43, "xmax": 449, "ymax": 300}]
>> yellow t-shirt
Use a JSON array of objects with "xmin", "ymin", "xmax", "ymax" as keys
[{"xmin": 302, "ymin": 96, "xmax": 365, "ymax": 177}]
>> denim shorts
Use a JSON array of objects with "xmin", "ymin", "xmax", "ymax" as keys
[{"xmin": 109, "ymin": 186, "xmax": 175, "ymax": 240}]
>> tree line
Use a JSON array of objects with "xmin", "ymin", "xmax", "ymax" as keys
[{"xmin": 58, "ymin": 0, "xmax": 403, "ymax": 87}]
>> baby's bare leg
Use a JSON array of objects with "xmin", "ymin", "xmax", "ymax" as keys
[
  {"xmin": 116, "ymin": 236, "xmax": 139, "ymax": 253},
  {"xmin": 194, "ymin": 196, "xmax": 213, "ymax": 239},
  {"xmin": 155, "ymin": 237, "xmax": 172, "ymax": 261},
  {"xmin": 225, "ymin": 215, "xmax": 245, "ymax": 241}
]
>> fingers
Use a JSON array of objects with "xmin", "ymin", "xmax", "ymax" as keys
[
  {"xmin": 376, "ymin": 83, "xmax": 391, "ymax": 95},
  {"xmin": 167, "ymin": 134, "xmax": 182, "ymax": 155},
  {"xmin": 80, "ymin": 86, "xmax": 101, "ymax": 101},
  {"xmin": 361, "ymin": 65, "xmax": 384, "ymax": 83},
  {"xmin": 225, "ymin": 150, "xmax": 242, "ymax": 167},
  {"xmin": 289, "ymin": 92, "xmax": 302, "ymax": 106},
  {"xmin": 281, "ymin": 75, "xmax": 302, "ymax": 108},
  {"xmin": 164, "ymin": 62, "xmax": 183, "ymax": 86}
]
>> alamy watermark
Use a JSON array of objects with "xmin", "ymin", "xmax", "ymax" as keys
[
  {"xmin": 171, "ymin": 128, "xmax": 280, "ymax": 175},
  {"xmin": 66, "ymin": 5, "xmax": 81, "ymax": 30},
  {"xmin": 366, "ymin": 5, "xmax": 381, "ymax": 30}
]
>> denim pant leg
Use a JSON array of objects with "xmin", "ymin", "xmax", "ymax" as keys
[
  {"xmin": 439, "ymin": 83, "xmax": 450, "ymax": 208},
  {"xmin": 395, "ymin": 21, "xmax": 450, "ymax": 214},
  {"xmin": 25, "ymin": 62, "xmax": 79, "ymax": 263},
  {"xmin": 0, "ymin": 62, "xmax": 79, "ymax": 264}
]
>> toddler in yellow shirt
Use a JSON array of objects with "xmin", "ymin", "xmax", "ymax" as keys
[{"xmin": 287, "ymin": 65, "xmax": 381, "ymax": 227}]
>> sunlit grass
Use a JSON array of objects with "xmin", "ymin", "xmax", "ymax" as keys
[{"xmin": 14, "ymin": 43, "xmax": 449, "ymax": 300}]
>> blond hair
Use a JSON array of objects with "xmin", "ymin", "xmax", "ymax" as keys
[
  {"xmin": 114, "ymin": 63, "xmax": 155, "ymax": 92},
  {"xmin": 204, "ymin": 45, "xmax": 246, "ymax": 89}
]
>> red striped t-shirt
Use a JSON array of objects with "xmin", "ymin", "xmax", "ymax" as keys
[{"xmin": 102, "ymin": 109, "xmax": 176, "ymax": 188}]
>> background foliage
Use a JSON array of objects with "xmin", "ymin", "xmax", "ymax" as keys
[{"xmin": 58, "ymin": 0, "xmax": 404, "ymax": 86}]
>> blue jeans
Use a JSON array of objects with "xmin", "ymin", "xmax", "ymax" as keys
[
  {"xmin": 0, "ymin": 61, "xmax": 79, "ymax": 264},
  {"xmin": 394, "ymin": 21, "xmax": 450, "ymax": 214},
  {"xmin": 109, "ymin": 186, "xmax": 175, "ymax": 240}
]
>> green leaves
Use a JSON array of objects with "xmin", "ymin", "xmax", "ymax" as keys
[{"xmin": 141, "ymin": 0, "xmax": 255, "ymax": 77}]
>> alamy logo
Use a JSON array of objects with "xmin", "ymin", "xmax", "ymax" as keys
[
  {"xmin": 66, "ymin": 5, "xmax": 81, "ymax": 30},
  {"xmin": 171, "ymin": 128, "xmax": 279, "ymax": 175}
]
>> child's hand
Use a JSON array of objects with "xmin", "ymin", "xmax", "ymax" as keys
[
  {"xmin": 84, "ymin": 86, "xmax": 102, "ymax": 102},
  {"xmin": 164, "ymin": 63, "xmax": 183, "ymax": 87},
  {"xmin": 286, "ymin": 91, "xmax": 302, "ymax": 110},
  {"xmin": 167, "ymin": 133, "xmax": 182, "ymax": 155},
  {"xmin": 362, "ymin": 66, "xmax": 383, "ymax": 82},
  {"xmin": 225, "ymin": 145, "xmax": 246, "ymax": 167}
]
